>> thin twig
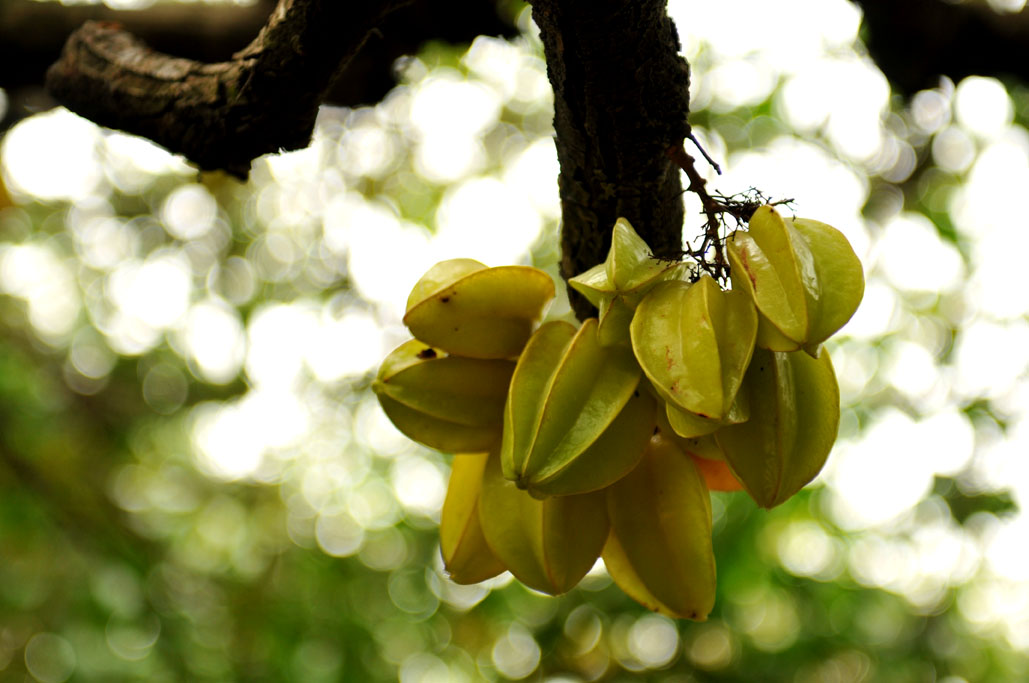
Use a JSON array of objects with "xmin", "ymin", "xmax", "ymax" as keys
[
  {"xmin": 687, "ymin": 131, "xmax": 721, "ymax": 175},
  {"xmin": 667, "ymin": 140, "xmax": 794, "ymax": 284},
  {"xmin": 667, "ymin": 143, "xmax": 728, "ymax": 280}
]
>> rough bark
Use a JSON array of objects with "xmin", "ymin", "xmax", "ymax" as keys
[
  {"xmin": 44, "ymin": 0, "xmax": 413, "ymax": 177},
  {"xmin": 2, "ymin": 0, "xmax": 515, "ymax": 134},
  {"xmin": 530, "ymin": 0, "xmax": 692, "ymax": 319},
  {"xmin": 1, "ymin": 0, "xmax": 274, "ymax": 82}
]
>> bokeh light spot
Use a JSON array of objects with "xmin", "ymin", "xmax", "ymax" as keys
[
  {"xmin": 24, "ymin": 633, "xmax": 76, "ymax": 683},
  {"xmin": 1, "ymin": 109, "xmax": 103, "ymax": 201},
  {"xmin": 955, "ymin": 76, "xmax": 1013, "ymax": 139},
  {"xmin": 687, "ymin": 622, "xmax": 734, "ymax": 670},
  {"xmin": 162, "ymin": 183, "xmax": 218, "ymax": 241},
  {"xmin": 627, "ymin": 614, "xmax": 679, "ymax": 668},
  {"xmin": 491, "ymin": 624, "xmax": 541, "ymax": 680}
]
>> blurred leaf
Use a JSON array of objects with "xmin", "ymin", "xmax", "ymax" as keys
[{"xmin": 934, "ymin": 476, "xmax": 1016, "ymax": 525}]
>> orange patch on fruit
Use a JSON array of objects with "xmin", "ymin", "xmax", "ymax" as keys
[{"xmin": 690, "ymin": 454, "xmax": 744, "ymax": 492}]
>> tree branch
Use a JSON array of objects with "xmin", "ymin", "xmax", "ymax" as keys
[
  {"xmin": 5, "ymin": 0, "xmax": 515, "ymax": 136},
  {"xmin": 44, "ymin": 0, "xmax": 413, "ymax": 177},
  {"xmin": 854, "ymin": 0, "xmax": 1029, "ymax": 94},
  {"xmin": 1, "ymin": 0, "xmax": 274, "ymax": 81},
  {"xmin": 530, "ymin": 0, "xmax": 692, "ymax": 319}
]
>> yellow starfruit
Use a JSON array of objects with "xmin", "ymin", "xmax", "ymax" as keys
[
  {"xmin": 602, "ymin": 434, "xmax": 716, "ymax": 620},
  {"xmin": 440, "ymin": 452, "xmax": 507, "ymax": 584},
  {"xmin": 479, "ymin": 448, "xmax": 609, "ymax": 595},
  {"xmin": 373, "ymin": 340, "xmax": 514, "ymax": 452},
  {"xmin": 404, "ymin": 259, "xmax": 555, "ymax": 359}
]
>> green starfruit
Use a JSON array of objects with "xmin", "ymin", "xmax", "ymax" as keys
[
  {"xmin": 714, "ymin": 347, "xmax": 840, "ymax": 508},
  {"xmin": 570, "ymin": 218, "xmax": 686, "ymax": 346},
  {"xmin": 726, "ymin": 206, "xmax": 864, "ymax": 353},
  {"xmin": 630, "ymin": 275, "xmax": 758, "ymax": 423},
  {"xmin": 502, "ymin": 318, "xmax": 650, "ymax": 497},
  {"xmin": 602, "ymin": 434, "xmax": 716, "ymax": 620},
  {"xmin": 791, "ymin": 217, "xmax": 865, "ymax": 351},
  {"xmin": 479, "ymin": 448, "xmax": 609, "ymax": 595}
]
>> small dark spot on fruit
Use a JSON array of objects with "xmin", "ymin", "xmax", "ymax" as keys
[
  {"xmin": 440, "ymin": 296, "xmax": 450, "ymax": 303},
  {"xmin": 416, "ymin": 348, "xmax": 437, "ymax": 360},
  {"xmin": 634, "ymin": 390, "xmax": 640, "ymax": 398},
  {"xmin": 653, "ymin": 426, "xmax": 660, "ymax": 435}
]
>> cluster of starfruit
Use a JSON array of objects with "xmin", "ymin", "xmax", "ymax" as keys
[{"xmin": 373, "ymin": 206, "xmax": 864, "ymax": 620}]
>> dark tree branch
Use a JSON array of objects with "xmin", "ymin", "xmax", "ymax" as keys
[
  {"xmin": 4, "ymin": 0, "xmax": 515, "ymax": 135},
  {"xmin": 854, "ymin": 0, "xmax": 1029, "ymax": 94},
  {"xmin": 530, "ymin": 0, "xmax": 692, "ymax": 319},
  {"xmin": 44, "ymin": 0, "xmax": 415, "ymax": 177},
  {"xmin": 320, "ymin": 0, "xmax": 518, "ymax": 108},
  {"xmin": 0, "ymin": 0, "xmax": 271, "ymax": 134},
  {"xmin": 1, "ymin": 0, "xmax": 274, "ymax": 82}
]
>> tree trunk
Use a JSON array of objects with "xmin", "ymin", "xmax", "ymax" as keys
[{"xmin": 530, "ymin": 0, "xmax": 692, "ymax": 319}]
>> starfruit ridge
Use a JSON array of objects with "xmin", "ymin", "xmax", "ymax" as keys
[
  {"xmin": 479, "ymin": 447, "xmax": 609, "ymax": 595},
  {"xmin": 630, "ymin": 275, "xmax": 757, "ymax": 423},
  {"xmin": 502, "ymin": 318, "xmax": 648, "ymax": 497},
  {"xmin": 714, "ymin": 346, "xmax": 840, "ymax": 508}
]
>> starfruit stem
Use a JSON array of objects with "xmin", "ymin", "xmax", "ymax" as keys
[
  {"xmin": 666, "ymin": 143, "xmax": 729, "ymax": 282},
  {"xmin": 667, "ymin": 143, "xmax": 797, "ymax": 288}
]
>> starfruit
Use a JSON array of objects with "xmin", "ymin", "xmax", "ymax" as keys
[
  {"xmin": 663, "ymin": 395, "xmax": 749, "ymax": 438},
  {"xmin": 602, "ymin": 434, "xmax": 716, "ymax": 620},
  {"xmin": 569, "ymin": 218, "xmax": 686, "ymax": 346},
  {"xmin": 714, "ymin": 347, "xmax": 840, "ymax": 508},
  {"xmin": 791, "ymin": 217, "xmax": 866, "ymax": 348},
  {"xmin": 570, "ymin": 218, "xmax": 686, "ymax": 306},
  {"xmin": 502, "ymin": 318, "xmax": 652, "ymax": 497},
  {"xmin": 690, "ymin": 455, "xmax": 744, "ymax": 493},
  {"xmin": 726, "ymin": 206, "xmax": 864, "ymax": 353},
  {"xmin": 479, "ymin": 447, "xmax": 609, "ymax": 595},
  {"xmin": 403, "ymin": 259, "xmax": 555, "ymax": 359},
  {"xmin": 631, "ymin": 276, "xmax": 757, "ymax": 423},
  {"xmin": 656, "ymin": 410, "xmax": 744, "ymax": 493},
  {"xmin": 373, "ymin": 340, "xmax": 515, "ymax": 452},
  {"xmin": 525, "ymin": 387, "xmax": 656, "ymax": 497},
  {"xmin": 656, "ymin": 404, "xmax": 725, "ymax": 462},
  {"xmin": 440, "ymin": 452, "xmax": 507, "ymax": 584}
]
